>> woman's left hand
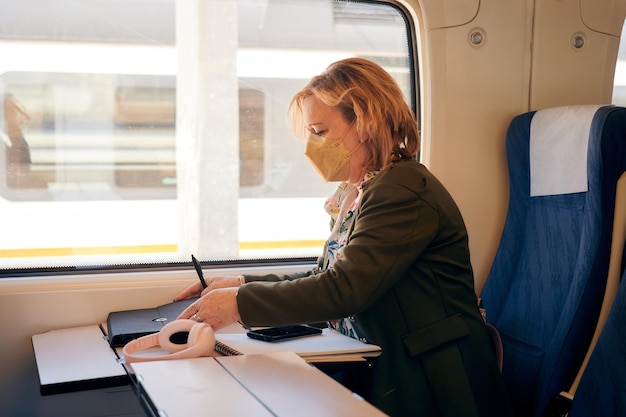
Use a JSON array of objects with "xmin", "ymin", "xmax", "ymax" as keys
[{"xmin": 177, "ymin": 287, "xmax": 242, "ymax": 330}]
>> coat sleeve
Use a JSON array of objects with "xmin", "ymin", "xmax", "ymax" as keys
[{"xmin": 237, "ymin": 168, "xmax": 439, "ymax": 327}]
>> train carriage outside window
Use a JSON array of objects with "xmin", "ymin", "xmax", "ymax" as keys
[{"xmin": 0, "ymin": 0, "xmax": 416, "ymax": 272}]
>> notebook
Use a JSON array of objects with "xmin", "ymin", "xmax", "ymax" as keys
[
  {"xmin": 106, "ymin": 298, "xmax": 198, "ymax": 347},
  {"xmin": 214, "ymin": 324, "xmax": 382, "ymax": 362}
]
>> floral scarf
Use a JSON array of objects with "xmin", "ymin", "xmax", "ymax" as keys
[{"xmin": 324, "ymin": 171, "xmax": 378, "ymax": 339}]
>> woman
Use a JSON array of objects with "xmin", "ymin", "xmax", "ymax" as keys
[{"xmin": 176, "ymin": 58, "xmax": 512, "ymax": 417}]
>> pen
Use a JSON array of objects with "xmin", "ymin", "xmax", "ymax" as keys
[{"xmin": 191, "ymin": 254, "xmax": 208, "ymax": 289}]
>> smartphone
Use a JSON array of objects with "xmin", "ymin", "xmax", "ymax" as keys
[{"xmin": 246, "ymin": 325, "xmax": 322, "ymax": 342}]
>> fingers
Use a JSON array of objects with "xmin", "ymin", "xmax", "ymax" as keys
[
  {"xmin": 176, "ymin": 288, "xmax": 240, "ymax": 330},
  {"xmin": 173, "ymin": 281, "xmax": 203, "ymax": 301},
  {"xmin": 177, "ymin": 300, "xmax": 201, "ymax": 321},
  {"xmin": 174, "ymin": 276, "xmax": 241, "ymax": 302},
  {"xmin": 206, "ymin": 276, "xmax": 243, "ymax": 291}
]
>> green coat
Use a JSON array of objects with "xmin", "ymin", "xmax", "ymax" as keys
[{"xmin": 238, "ymin": 159, "xmax": 513, "ymax": 417}]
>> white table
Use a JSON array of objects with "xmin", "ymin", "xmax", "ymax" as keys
[{"xmin": 32, "ymin": 325, "xmax": 387, "ymax": 416}]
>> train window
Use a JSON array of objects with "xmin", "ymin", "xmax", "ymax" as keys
[
  {"xmin": 0, "ymin": 0, "xmax": 416, "ymax": 271},
  {"xmin": 614, "ymin": 20, "xmax": 626, "ymax": 105}
]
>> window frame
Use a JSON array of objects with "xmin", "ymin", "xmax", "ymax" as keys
[{"xmin": 0, "ymin": 0, "xmax": 420, "ymax": 278}]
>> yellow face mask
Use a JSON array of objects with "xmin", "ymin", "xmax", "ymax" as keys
[{"xmin": 304, "ymin": 121, "xmax": 358, "ymax": 182}]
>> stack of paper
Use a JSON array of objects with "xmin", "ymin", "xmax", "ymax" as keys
[{"xmin": 215, "ymin": 326, "xmax": 381, "ymax": 362}]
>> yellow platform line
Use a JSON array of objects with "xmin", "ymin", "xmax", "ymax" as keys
[
  {"xmin": 0, "ymin": 240, "xmax": 325, "ymax": 258},
  {"xmin": 239, "ymin": 240, "xmax": 323, "ymax": 250}
]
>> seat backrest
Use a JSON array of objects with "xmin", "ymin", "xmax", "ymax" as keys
[{"xmin": 480, "ymin": 105, "xmax": 626, "ymax": 417}]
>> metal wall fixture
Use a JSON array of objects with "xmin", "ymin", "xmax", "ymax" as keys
[
  {"xmin": 572, "ymin": 32, "xmax": 586, "ymax": 50},
  {"xmin": 469, "ymin": 28, "xmax": 486, "ymax": 47}
]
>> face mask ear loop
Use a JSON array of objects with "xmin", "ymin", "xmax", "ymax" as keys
[
  {"xmin": 336, "ymin": 118, "xmax": 360, "ymax": 155},
  {"xmin": 348, "ymin": 140, "xmax": 364, "ymax": 155}
]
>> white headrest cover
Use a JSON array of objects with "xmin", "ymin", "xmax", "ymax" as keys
[
  {"xmin": 123, "ymin": 319, "xmax": 215, "ymax": 364},
  {"xmin": 529, "ymin": 105, "xmax": 602, "ymax": 197}
]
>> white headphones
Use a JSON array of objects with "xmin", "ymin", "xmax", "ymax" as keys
[{"xmin": 123, "ymin": 319, "xmax": 215, "ymax": 365}]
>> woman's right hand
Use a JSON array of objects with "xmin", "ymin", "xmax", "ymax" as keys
[{"xmin": 173, "ymin": 275, "xmax": 243, "ymax": 301}]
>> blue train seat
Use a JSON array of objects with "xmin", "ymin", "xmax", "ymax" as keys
[{"xmin": 480, "ymin": 105, "xmax": 626, "ymax": 417}]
